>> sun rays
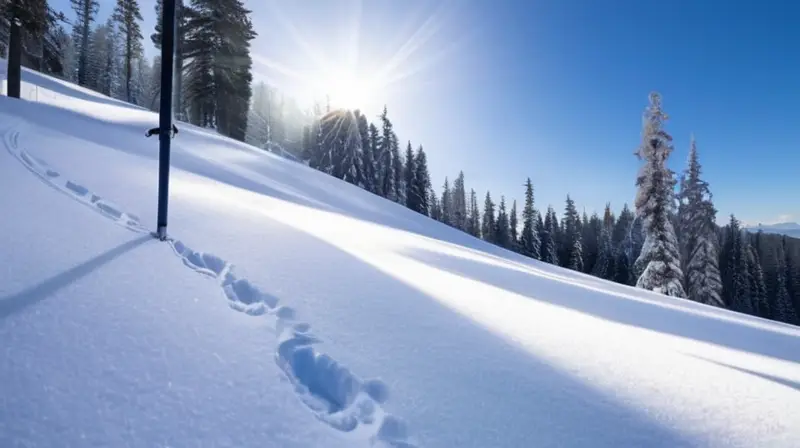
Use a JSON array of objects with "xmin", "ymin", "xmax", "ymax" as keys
[{"xmin": 251, "ymin": 0, "xmax": 464, "ymax": 113}]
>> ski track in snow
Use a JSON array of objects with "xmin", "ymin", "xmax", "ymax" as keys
[{"xmin": 2, "ymin": 122, "xmax": 415, "ymax": 448}]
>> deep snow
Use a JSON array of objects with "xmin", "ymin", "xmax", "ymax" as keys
[{"xmin": 1, "ymin": 66, "xmax": 799, "ymax": 448}]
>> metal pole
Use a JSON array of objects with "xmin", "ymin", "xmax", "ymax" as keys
[
  {"xmin": 7, "ymin": 18, "xmax": 22, "ymax": 99},
  {"xmin": 155, "ymin": 0, "xmax": 177, "ymax": 240}
]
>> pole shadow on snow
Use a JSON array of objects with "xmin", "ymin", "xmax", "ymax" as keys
[
  {"xmin": 0, "ymin": 235, "xmax": 151, "ymax": 320},
  {"xmin": 247, "ymin": 226, "xmax": 694, "ymax": 448},
  {"xmin": 399, "ymin": 246, "xmax": 800, "ymax": 365},
  {"xmin": 684, "ymin": 353, "xmax": 800, "ymax": 393}
]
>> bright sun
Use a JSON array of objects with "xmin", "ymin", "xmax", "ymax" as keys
[{"xmin": 312, "ymin": 69, "xmax": 374, "ymax": 112}]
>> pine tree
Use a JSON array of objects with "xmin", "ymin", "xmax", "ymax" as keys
[
  {"xmin": 721, "ymin": 216, "xmax": 753, "ymax": 314},
  {"xmin": 184, "ymin": 0, "xmax": 256, "ymax": 140},
  {"xmin": 519, "ymin": 178, "xmax": 541, "ymax": 259},
  {"xmin": 482, "ymin": 192, "xmax": 496, "ymax": 243},
  {"xmin": 377, "ymin": 107, "xmax": 395, "ymax": 198},
  {"xmin": 592, "ymin": 224, "xmax": 614, "ymax": 280},
  {"xmin": 746, "ymin": 244, "xmax": 769, "ymax": 317},
  {"xmin": 112, "ymin": 0, "xmax": 143, "ymax": 103},
  {"xmin": 495, "ymin": 197, "xmax": 511, "ymax": 249},
  {"xmin": 413, "ymin": 146, "xmax": 431, "ymax": 215},
  {"xmin": 356, "ymin": 111, "xmax": 375, "ymax": 193},
  {"xmin": 563, "ymin": 195, "xmax": 582, "ymax": 270},
  {"xmin": 404, "ymin": 141, "xmax": 418, "ymax": 211},
  {"xmin": 467, "ymin": 189, "xmax": 481, "ymax": 238},
  {"xmin": 391, "ymin": 136, "xmax": 403, "ymax": 203},
  {"xmin": 774, "ymin": 248, "xmax": 799, "ymax": 324},
  {"xmin": 542, "ymin": 206, "xmax": 560, "ymax": 264},
  {"xmin": 678, "ymin": 137, "xmax": 723, "ymax": 306},
  {"xmin": 429, "ymin": 186, "xmax": 441, "ymax": 221},
  {"xmin": 509, "ymin": 200, "xmax": 519, "ymax": 250},
  {"xmin": 441, "ymin": 178, "xmax": 453, "ymax": 226},
  {"xmin": 71, "ymin": 0, "xmax": 99, "ymax": 86},
  {"xmin": 368, "ymin": 123, "xmax": 381, "ymax": 192},
  {"xmin": 452, "ymin": 172, "xmax": 467, "ymax": 231},
  {"xmin": 632, "ymin": 92, "xmax": 685, "ymax": 297}
]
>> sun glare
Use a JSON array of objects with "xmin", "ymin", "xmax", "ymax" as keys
[{"xmin": 314, "ymin": 70, "xmax": 374, "ymax": 111}]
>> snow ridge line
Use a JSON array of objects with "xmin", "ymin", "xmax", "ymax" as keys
[{"xmin": 2, "ymin": 123, "xmax": 416, "ymax": 448}]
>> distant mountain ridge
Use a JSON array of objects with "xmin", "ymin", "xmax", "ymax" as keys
[{"xmin": 745, "ymin": 222, "xmax": 800, "ymax": 238}]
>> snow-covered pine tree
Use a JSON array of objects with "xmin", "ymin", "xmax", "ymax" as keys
[
  {"xmin": 452, "ymin": 172, "xmax": 467, "ymax": 231},
  {"xmin": 377, "ymin": 107, "xmax": 395, "ymax": 198},
  {"xmin": 404, "ymin": 141, "xmax": 418, "ymax": 211},
  {"xmin": 368, "ymin": 123, "xmax": 381, "ymax": 193},
  {"xmin": 495, "ymin": 196, "xmax": 511, "ymax": 249},
  {"xmin": 509, "ymin": 200, "xmax": 519, "ymax": 251},
  {"xmin": 721, "ymin": 215, "xmax": 753, "ymax": 313},
  {"xmin": 429, "ymin": 186, "xmax": 441, "ymax": 221},
  {"xmin": 520, "ymin": 178, "xmax": 541, "ymax": 259},
  {"xmin": 774, "ymin": 247, "xmax": 799, "ymax": 324},
  {"xmin": 746, "ymin": 244, "xmax": 769, "ymax": 317},
  {"xmin": 632, "ymin": 92, "xmax": 686, "ymax": 297},
  {"xmin": 440, "ymin": 177, "xmax": 453, "ymax": 226},
  {"xmin": 356, "ymin": 111, "xmax": 375, "ymax": 193},
  {"xmin": 71, "ymin": 0, "xmax": 99, "ymax": 86},
  {"xmin": 130, "ymin": 54, "xmax": 151, "ymax": 106},
  {"xmin": 563, "ymin": 195, "xmax": 582, "ymax": 270},
  {"xmin": 86, "ymin": 20, "xmax": 121, "ymax": 96},
  {"xmin": 677, "ymin": 136, "xmax": 723, "ymax": 306},
  {"xmin": 468, "ymin": 189, "xmax": 481, "ymax": 238},
  {"xmin": 413, "ymin": 146, "xmax": 431, "ymax": 215},
  {"xmin": 112, "ymin": 0, "xmax": 143, "ymax": 103},
  {"xmin": 592, "ymin": 223, "xmax": 614, "ymax": 280},
  {"xmin": 482, "ymin": 192, "xmax": 495, "ymax": 243},
  {"xmin": 391, "ymin": 135, "xmax": 403, "ymax": 203}
]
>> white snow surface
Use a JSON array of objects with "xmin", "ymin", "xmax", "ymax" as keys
[{"xmin": 1, "ymin": 66, "xmax": 799, "ymax": 448}]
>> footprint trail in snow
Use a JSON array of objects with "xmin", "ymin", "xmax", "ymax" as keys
[{"xmin": 2, "ymin": 122, "xmax": 416, "ymax": 448}]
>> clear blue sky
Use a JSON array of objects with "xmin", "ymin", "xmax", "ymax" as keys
[{"xmin": 53, "ymin": 0, "xmax": 800, "ymax": 226}]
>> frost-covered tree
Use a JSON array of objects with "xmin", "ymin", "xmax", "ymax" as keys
[
  {"xmin": 112, "ymin": 0, "xmax": 143, "ymax": 103},
  {"xmin": 774, "ymin": 248, "xmax": 799, "ymax": 324},
  {"xmin": 368, "ymin": 123, "xmax": 381, "ymax": 192},
  {"xmin": 412, "ymin": 146, "xmax": 430, "ymax": 214},
  {"xmin": 632, "ymin": 92, "xmax": 685, "ymax": 297},
  {"xmin": 71, "ymin": 0, "xmax": 99, "ymax": 86},
  {"xmin": 377, "ymin": 107, "xmax": 396, "ymax": 199},
  {"xmin": 467, "ymin": 189, "xmax": 481, "ymax": 238},
  {"xmin": 509, "ymin": 200, "xmax": 519, "ymax": 250},
  {"xmin": 678, "ymin": 136, "xmax": 723, "ymax": 306},
  {"xmin": 563, "ymin": 195, "xmax": 582, "ymax": 270},
  {"xmin": 482, "ymin": 192, "xmax": 496, "ymax": 243},
  {"xmin": 452, "ymin": 172, "xmax": 467, "ymax": 231},
  {"xmin": 440, "ymin": 177, "xmax": 453, "ymax": 226},
  {"xmin": 519, "ymin": 178, "xmax": 541, "ymax": 259},
  {"xmin": 356, "ymin": 111, "xmax": 375, "ymax": 193},
  {"xmin": 495, "ymin": 196, "xmax": 511, "ymax": 249},
  {"xmin": 404, "ymin": 141, "xmax": 419, "ymax": 212}
]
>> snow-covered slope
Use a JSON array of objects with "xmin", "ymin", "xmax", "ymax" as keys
[{"xmin": 1, "ymin": 67, "xmax": 799, "ymax": 448}]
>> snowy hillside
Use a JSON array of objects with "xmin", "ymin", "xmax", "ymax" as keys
[{"xmin": 1, "ymin": 66, "xmax": 799, "ymax": 448}]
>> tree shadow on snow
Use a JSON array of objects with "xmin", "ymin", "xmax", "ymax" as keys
[
  {"xmin": 0, "ymin": 235, "xmax": 151, "ymax": 320},
  {"xmin": 399, "ymin": 246, "xmax": 800, "ymax": 365},
  {"xmin": 246, "ymin": 225, "xmax": 695, "ymax": 448},
  {"xmin": 2, "ymin": 98, "xmax": 494, "ymax": 250}
]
